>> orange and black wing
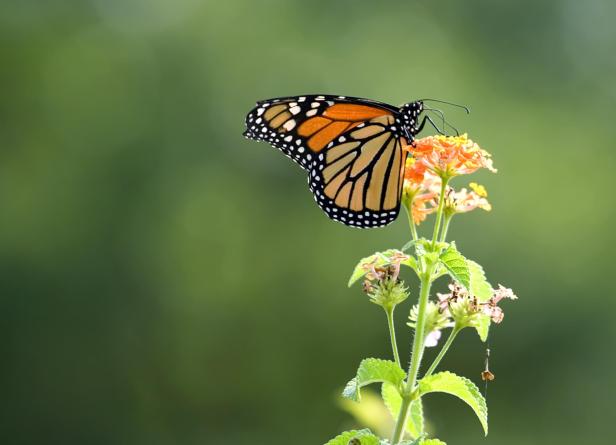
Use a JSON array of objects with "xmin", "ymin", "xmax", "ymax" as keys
[
  {"xmin": 309, "ymin": 114, "xmax": 408, "ymax": 228},
  {"xmin": 243, "ymin": 94, "xmax": 399, "ymax": 170},
  {"xmin": 243, "ymin": 95, "xmax": 407, "ymax": 228}
]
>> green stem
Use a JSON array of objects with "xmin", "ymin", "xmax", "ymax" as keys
[
  {"xmin": 391, "ymin": 269, "xmax": 434, "ymax": 443},
  {"xmin": 385, "ymin": 306, "xmax": 401, "ymax": 368},
  {"xmin": 431, "ymin": 179, "xmax": 449, "ymax": 249},
  {"xmin": 403, "ymin": 201, "xmax": 425, "ymax": 275},
  {"xmin": 392, "ymin": 392, "xmax": 413, "ymax": 443},
  {"xmin": 423, "ymin": 325, "xmax": 461, "ymax": 378},
  {"xmin": 439, "ymin": 214, "xmax": 453, "ymax": 243},
  {"xmin": 404, "ymin": 201, "xmax": 419, "ymax": 242}
]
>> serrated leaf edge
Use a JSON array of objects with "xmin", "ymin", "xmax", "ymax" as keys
[{"xmin": 418, "ymin": 371, "xmax": 488, "ymax": 435}]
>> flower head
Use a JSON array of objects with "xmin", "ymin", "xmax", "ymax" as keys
[
  {"xmin": 407, "ymin": 134, "xmax": 497, "ymax": 179},
  {"xmin": 359, "ymin": 253, "xmax": 411, "ymax": 308},
  {"xmin": 444, "ymin": 182, "xmax": 492, "ymax": 215}
]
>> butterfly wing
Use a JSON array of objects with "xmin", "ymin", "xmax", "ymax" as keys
[
  {"xmin": 243, "ymin": 94, "xmax": 399, "ymax": 170},
  {"xmin": 243, "ymin": 95, "xmax": 408, "ymax": 228},
  {"xmin": 309, "ymin": 115, "xmax": 408, "ymax": 228}
]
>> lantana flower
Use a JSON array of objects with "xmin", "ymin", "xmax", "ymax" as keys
[
  {"xmin": 443, "ymin": 182, "xmax": 492, "ymax": 215},
  {"xmin": 406, "ymin": 134, "xmax": 497, "ymax": 179}
]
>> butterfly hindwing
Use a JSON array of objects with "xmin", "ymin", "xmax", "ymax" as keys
[{"xmin": 308, "ymin": 115, "xmax": 409, "ymax": 228}]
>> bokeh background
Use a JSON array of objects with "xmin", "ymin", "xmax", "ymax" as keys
[{"xmin": 2, "ymin": 1, "xmax": 615, "ymax": 444}]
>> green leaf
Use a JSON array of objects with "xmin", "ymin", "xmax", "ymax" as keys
[
  {"xmin": 438, "ymin": 243, "xmax": 470, "ymax": 289},
  {"xmin": 342, "ymin": 358, "xmax": 406, "ymax": 402},
  {"xmin": 474, "ymin": 313, "xmax": 491, "ymax": 342},
  {"xmin": 419, "ymin": 371, "xmax": 488, "ymax": 436},
  {"xmin": 401, "ymin": 239, "xmax": 418, "ymax": 252},
  {"xmin": 468, "ymin": 260, "xmax": 493, "ymax": 303},
  {"xmin": 382, "ymin": 382, "xmax": 423, "ymax": 439},
  {"xmin": 418, "ymin": 371, "xmax": 488, "ymax": 435},
  {"xmin": 399, "ymin": 440, "xmax": 423, "ymax": 445},
  {"xmin": 324, "ymin": 429, "xmax": 375, "ymax": 445},
  {"xmin": 420, "ymin": 439, "xmax": 447, "ymax": 445}
]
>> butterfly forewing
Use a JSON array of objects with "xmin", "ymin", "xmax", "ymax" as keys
[{"xmin": 243, "ymin": 95, "xmax": 397, "ymax": 170}]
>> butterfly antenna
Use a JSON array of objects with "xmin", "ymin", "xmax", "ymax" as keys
[
  {"xmin": 424, "ymin": 107, "xmax": 461, "ymax": 136},
  {"xmin": 420, "ymin": 98, "xmax": 470, "ymax": 114}
]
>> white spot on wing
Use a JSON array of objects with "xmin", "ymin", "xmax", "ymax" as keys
[{"xmin": 283, "ymin": 120, "xmax": 296, "ymax": 131}]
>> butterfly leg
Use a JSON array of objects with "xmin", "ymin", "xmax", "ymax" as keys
[{"xmin": 417, "ymin": 115, "xmax": 446, "ymax": 135}]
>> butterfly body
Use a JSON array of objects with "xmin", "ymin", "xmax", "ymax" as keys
[{"xmin": 243, "ymin": 95, "xmax": 424, "ymax": 228}]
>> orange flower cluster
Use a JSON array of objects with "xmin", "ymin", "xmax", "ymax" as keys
[
  {"xmin": 402, "ymin": 134, "xmax": 495, "ymax": 225},
  {"xmin": 407, "ymin": 134, "xmax": 496, "ymax": 180}
]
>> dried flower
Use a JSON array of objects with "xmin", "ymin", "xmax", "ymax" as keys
[
  {"xmin": 406, "ymin": 134, "xmax": 497, "ymax": 179},
  {"xmin": 482, "ymin": 284, "xmax": 518, "ymax": 324},
  {"xmin": 438, "ymin": 282, "xmax": 518, "ymax": 327},
  {"xmin": 360, "ymin": 251, "xmax": 410, "ymax": 283},
  {"xmin": 481, "ymin": 370, "xmax": 495, "ymax": 381}
]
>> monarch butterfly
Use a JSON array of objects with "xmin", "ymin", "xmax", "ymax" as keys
[{"xmin": 243, "ymin": 94, "xmax": 452, "ymax": 228}]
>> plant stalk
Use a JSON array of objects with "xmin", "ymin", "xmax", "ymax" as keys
[
  {"xmin": 392, "ymin": 178, "xmax": 452, "ymax": 443},
  {"xmin": 431, "ymin": 179, "xmax": 449, "ymax": 248},
  {"xmin": 385, "ymin": 306, "xmax": 401, "ymax": 368},
  {"xmin": 439, "ymin": 214, "xmax": 453, "ymax": 243},
  {"xmin": 423, "ymin": 325, "xmax": 461, "ymax": 378},
  {"xmin": 391, "ymin": 269, "xmax": 433, "ymax": 443}
]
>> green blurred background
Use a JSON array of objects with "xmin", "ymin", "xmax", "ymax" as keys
[{"xmin": 1, "ymin": 1, "xmax": 615, "ymax": 444}]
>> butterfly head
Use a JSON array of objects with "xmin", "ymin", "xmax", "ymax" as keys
[{"xmin": 399, "ymin": 101, "xmax": 424, "ymax": 139}]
